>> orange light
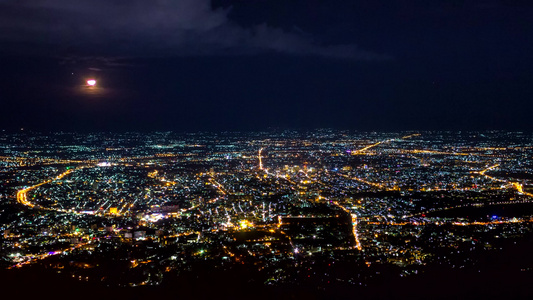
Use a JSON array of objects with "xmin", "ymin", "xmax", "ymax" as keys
[{"xmin": 87, "ymin": 79, "xmax": 96, "ymax": 86}]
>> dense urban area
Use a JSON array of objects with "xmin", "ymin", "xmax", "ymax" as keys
[{"xmin": 1, "ymin": 130, "xmax": 533, "ymax": 298}]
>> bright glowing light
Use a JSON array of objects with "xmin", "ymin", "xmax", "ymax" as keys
[
  {"xmin": 142, "ymin": 213, "xmax": 163, "ymax": 222},
  {"xmin": 259, "ymin": 148, "xmax": 264, "ymax": 170},
  {"xmin": 239, "ymin": 219, "xmax": 253, "ymax": 229},
  {"xmin": 87, "ymin": 79, "xmax": 96, "ymax": 86}
]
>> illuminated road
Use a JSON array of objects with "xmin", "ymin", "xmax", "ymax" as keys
[
  {"xmin": 258, "ymin": 148, "xmax": 264, "ymax": 170},
  {"xmin": 399, "ymin": 149, "xmax": 472, "ymax": 156},
  {"xmin": 353, "ymin": 133, "xmax": 420, "ymax": 155},
  {"xmin": 209, "ymin": 177, "xmax": 229, "ymax": 195},
  {"xmin": 373, "ymin": 216, "xmax": 532, "ymax": 227},
  {"xmin": 9, "ymin": 239, "xmax": 92, "ymax": 269},
  {"xmin": 512, "ymin": 182, "xmax": 533, "ymax": 197},
  {"xmin": 336, "ymin": 172, "xmax": 388, "ymax": 190},
  {"xmin": 333, "ymin": 201, "xmax": 362, "ymax": 250},
  {"xmin": 16, "ymin": 168, "xmax": 77, "ymax": 209},
  {"xmin": 475, "ymin": 164, "xmax": 533, "ymax": 198},
  {"xmin": 401, "ymin": 134, "xmax": 421, "ymax": 139},
  {"xmin": 352, "ymin": 139, "xmax": 394, "ymax": 154},
  {"xmin": 265, "ymin": 167, "xmax": 363, "ymax": 250},
  {"xmin": 476, "ymin": 164, "xmax": 502, "ymax": 179}
]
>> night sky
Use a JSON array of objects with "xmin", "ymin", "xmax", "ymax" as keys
[{"xmin": 1, "ymin": 0, "xmax": 532, "ymax": 132}]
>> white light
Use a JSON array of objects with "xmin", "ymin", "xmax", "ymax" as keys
[{"xmin": 87, "ymin": 79, "xmax": 96, "ymax": 86}]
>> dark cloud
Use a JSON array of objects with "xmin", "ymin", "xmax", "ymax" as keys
[
  {"xmin": 0, "ymin": 0, "xmax": 387, "ymax": 60},
  {"xmin": 58, "ymin": 55, "xmax": 137, "ymax": 69}
]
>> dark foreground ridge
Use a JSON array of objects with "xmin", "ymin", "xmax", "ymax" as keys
[{"xmin": 2, "ymin": 238, "xmax": 533, "ymax": 300}]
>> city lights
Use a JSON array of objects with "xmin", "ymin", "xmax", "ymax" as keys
[{"xmin": 2, "ymin": 130, "xmax": 533, "ymax": 293}]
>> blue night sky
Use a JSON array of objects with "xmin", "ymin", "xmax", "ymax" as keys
[{"xmin": 1, "ymin": 0, "xmax": 532, "ymax": 132}]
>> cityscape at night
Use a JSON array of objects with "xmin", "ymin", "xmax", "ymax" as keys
[
  {"xmin": 1, "ymin": 130, "xmax": 533, "ymax": 298},
  {"xmin": 2, "ymin": 1, "xmax": 533, "ymax": 299}
]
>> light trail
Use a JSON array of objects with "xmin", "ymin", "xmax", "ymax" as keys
[
  {"xmin": 9, "ymin": 239, "xmax": 92, "ymax": 269},
  {"xmin": 209, "ymin": 178, "xmax": 228, "ymax": 195},
  {"xmin": 344, "ymin": 134, "xmax": 421, "ymax": 191},
  {"xmin": 477, "ymin": 164, "xmax": 501, "ymax": 177},
  {"xmin": 166, "ymin": 231, "xmax": 201, "ymax": 239},
  {"xmin": 367, "ymin": 218, "xmax": 532, "ymax": 226},
  {"xmin": 474, "ymin": 164, "xmax": 533, "ymax": 198},
  {"xmin": 512, "ymin": 182, "xmax": 533, "ymax": 198},
  {"xmin": 401, "ymin": 133, "xmax": 421, "ymax": 139},
  {"xmin": 286, "ymin": 170, "xmax": 362, "ymax": 251},
  {"xmin": 352, "ymin": 134, "xmax": 419, "ymax": 155},
  {"xmin": 16, "ymin": 168, "xmax": 78, "ymax": 209},
  {"xmin": 352, "ymin": 139, "xmax": 393, "ymax": 154},
  {"xmin": 399, "ymin": 149, "xmax": 472, "ymax": 156},
  {"xmin": 258, "ymin": 148, "xmax": 264, "ymax": 170},
  {"xmin": 336, "ymin": 173, "xmax": 388, "ymax": 190},
  {"xmin": 332, "ymin": 201, "xmax": 362, "ymax": 250}
]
